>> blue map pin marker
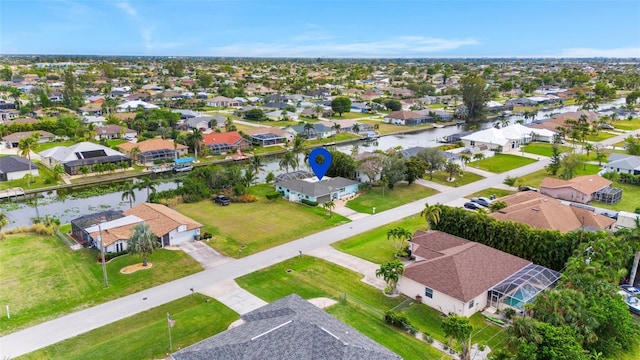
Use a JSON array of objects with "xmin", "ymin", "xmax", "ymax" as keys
[{"xmin": 309, "ymin": 148, "xmax": 332, "ymax": 181}]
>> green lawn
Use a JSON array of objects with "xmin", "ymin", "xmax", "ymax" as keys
[
  {"xmin": 0, "ymin": 233, "xmax": 203, "ymax": 335},
  {"xmin": 359, "ymin": 120, "xmax": 434, "ymax": 135},
  {"xmin": 0, "ymin": 160, "xmax": 62, "ymax": 191},
  {"xmin": 176, "ymin": 184, "xmax": 350, "ymax": 258},
  {"xmin": 333, "ymin": 215, "xmax": 426, "ymax": 264},
  {"xmin": 236, "ymin": 256, "xmax": 450, "ymax": 360},
  {"xmin": 426, "ymin": 170, "xmax": 484, "ymax": 187},
  {"xmin": 591, "ymin": 181, "xmax": 640, "ymax": 213},
  {"xmin": 304, "ymin": 132, "xmax": 359, "ymax": 146},
  {"xmin": 584, "ymin": 132, "xmax": 616, "ymax": 142},
  {"xmin": 19, "ymin": 294, "xmax": 238, "ymax": 360},
  {"xmin": 346, "ymin": 183, "xmax": 439, "ymax": 214},
  {"xmin": 467, "ymin": 187, "xmax": 515, "ymax": 199},
  {"xmin": 515, "ymin": 164, "xmax": 602, "ymax": 189},
  {"xmin": 470, "ymin": 154, "xmax": 537, "ymax": 173},
  {"xmin": 37, "ymin": 140, "xmax": 76, "ymax": 152},
  {"xmin": 106, "ymin": 139, "xmax": 126, "ymax": 147},
  {"xmin": 328, "ymin": 112, "xmax": 372, "ymax": 120},
  {"xmin": 612, "ymin": 119, "xmax": 640, "ymax": 131},
  {"xmin": 523, "ymin": 143, "xmax": 572, "ymax": 157}
]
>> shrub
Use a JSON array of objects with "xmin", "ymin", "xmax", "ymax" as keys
[
  {"xmin": 202, "ymin": 232, "xmax": 212, "ymax": 239},
  {"xmin": 300, "ymin": 199, "xmax": 318, "ymax": 207},
  {"xmin": 236, "ymin": 194, "xmax": 258, "ymax": 203},
  {"xmin": 384, "ymin": 310, "xmax": 415, "ymax": 333},
  {"xmin": 504, "ymin": 308, "xmax": 516, "ymax": 320},
  {"xmin": 423, "ymin": 334, "xmax": 434, "ymax": 344},
  {"xmin": 265, "ymin": 192, "xmax": 281, "ymax": 201}
]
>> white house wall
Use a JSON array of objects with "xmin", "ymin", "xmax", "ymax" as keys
[
  {"xmin": 397, "ymin": 276, "xmax": 486, "ymax": 317},
  {"xmin": 7, "ymin": 169, "xmax": 39, "ymax": 181},
  {"xmin": 169, "ymin": 227, "xmax": 200, "ymax": 246}
]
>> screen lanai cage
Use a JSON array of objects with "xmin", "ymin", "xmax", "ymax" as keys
[
  {"xmin": 593, "ymin": 186, "xmax": 623, "ymax": 205},
  {"xmin": 487, "ymin": 264, "xmax": 561, "ymax": 313}
]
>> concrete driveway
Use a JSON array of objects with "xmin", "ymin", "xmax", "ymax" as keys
[{"xmin": 177, "ymin": 241, "xmax": 232, "ymax": 269}]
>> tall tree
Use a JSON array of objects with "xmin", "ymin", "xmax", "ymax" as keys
[
  {"xmin": 278, "ymin": 151, "xmax": 298, "ymax": 173},
  {"xmin": 460, "ymin": 74, "xmax": 488, "ymax": 121},
  {"xmin": 441, "ymin": 315, "xmax": 473, "ymax": 360},
  {"xmin": 189, "ymin": 128, "xmax": 203, "ymax": 161},
  {"xmin": 381, "ymin": 155, "xmax": 406, "ymax": 189},
  {"xmin": 291, "ymin": 135, "xmax": 306, "ymax": 170},
  {"xmin": 417, "ymin": 148, "xmax": 445, "ymax": 180},
  {"xmin": 331, "ymin": 96, "xmax": 352, "ymax": 116},
  {"xmin": 121, "ymin": 181, "xmax": 137, "ymax": 208},
  {"xmin": 136, "ymin": 177, "xmax": 157, "ymax": 201},
  {"xmin": 322, "ymin": 200, "xmax": 336, "ymax": 218},
  {"xmin": 326, "ymin": 150, "xmax": 356, "ymax": 179},
  {"xmin": 127, "ymin": 222, "xmax": 159, "ymax": 266},
  {"xmin": 17, "ymin": 132, "xmax": 41, "ymax": 188},
  {"xmin": 375, "ymin": 259, "xmax": 405, "ymax": 294},
  {"xmin": 421, "ymin": 203, "xmax": 441, "ymax": 231},
  {"xmin": 387, "ymin": 226, "xmax": 412, "ymax": 255}
]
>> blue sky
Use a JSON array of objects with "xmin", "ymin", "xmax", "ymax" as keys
[{"xmin": 1, "ymin": 0, "xmax": 639, "ymax": 57}]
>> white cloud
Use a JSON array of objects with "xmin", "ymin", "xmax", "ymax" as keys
[
  {"xmin": 208, "ymin": 35, "xmax": 479, "ymax": 57},
  {"xmin": 116, "ymin": 2, "xmax": 137, "ymax": 17},
  {"xmin": 558, "ymin": 47, "xmax": 640, "ymax": 58}
]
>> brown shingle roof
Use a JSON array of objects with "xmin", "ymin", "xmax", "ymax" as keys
[
  {"xmin": 491, "ymin": 192, "xmax": 614, "ymax": 232},
  {"xmin": 384, "ymin": 110, "xmax": 423, "ymax": 120},
  {"xmin": 405, "ymin": 231, "xmax": 530, "ymax": 302},
  {"xmin": 124, "ymin": 203, "xmax": 202, "ymax": 237},
  {"xmin": 541, "ymin": 174, "xmax": 611, "ymax": 195}
]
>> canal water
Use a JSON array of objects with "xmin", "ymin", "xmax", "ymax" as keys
[{"xmin": 1, "ymin": 98, "xmax": 626, "ymax": 229}]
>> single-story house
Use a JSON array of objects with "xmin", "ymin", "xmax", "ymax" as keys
[
  {"xmin": 184, "ymin": 116, "xmax": 214, "ymax": 130},
  {"xmin": 172, "ymin": 294, "xmax": 401, "ymax": 360},
  {"xmin": 353, "ymin": 152, "xmax": 385, "ymax": 183},
  {"xmin": 116, "ymin": 100, "xmax": 159, "ymax": 112},
  {"xmin": 206, "ymin": 96, "xmax": 240, "ymax": 107},
  {"xmin": 530, "ymin": 111, "xmax": 599, "ymax": 133},
  {"xmin": 95, "ymin": 125, "xmax": 137, "ymax": 141},
  {"xmin": 286, "ymin": 123, "xmax": 335, "ymax": 139},
  {"xmin": 0, "ymin": 155, "xmax": 39, "ymax": 181},
  {"xmin": 383, "ymin": 110, "xmax": 431, "ymax": 126},
  {"xmin": 1, "ymin": 130, "xmax": 55, "ymax": 149},
  {"xmin": 39, "ymin": 142, "xmax": 131, "ymax": 175},
  {"xmin": 265, "ymin": 110, "xmax": 299, "ymax": 122},
  {"xmin": 71, "ymin": 203, "xmax": 202, "ymax": 252},
  {"xmin": 202, "ymin": 131, "xmax": 251, "ymax": 154},
  {"xmin": 491, "ymin": 191, "xmax": 615, "ymax": 232},
  {"xmin": 540, "ymin": 174, "xmax": 613, "ymax": 204},
  {"xmin": 461, "ymin": 124, "xmax": 555, "ymax": 153},
  {"xmin": 119, "ymin": 138, "xmax": 188, "ymax": 164},
  {"xmin": 604, "ymin": 153, "xmax": 640, "ymax": 175},
  {"xmin": 398, "ymin": 230, "xmax": 560, "ymax": 316},
  {"xmin": 275, "ymin": 176, "xmax": 359, "ymax": 204},
  {"xmin": 243, "ymin": 127, "xmax": 289, "ymax": 146},
  {"xmin": 317, "ymin": 120, "xmax": 373, "ymax": 134}
]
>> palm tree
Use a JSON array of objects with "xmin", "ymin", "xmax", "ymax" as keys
[
  {"xmin": 352, "ymin": 123, "xmax": 360, "ymax": 134},
  {"xmin": 121, "ymin": 181, "xmax": 136, "ymax": 208},
  {"xmin": 459, "ymin": 154, "xmax": 470, "ymax": 170},
  {"xmin": 376, "ymin": 259, "xmax": 405, "ymax": 294},
  {"xmin": 291, "ymin": 135, "xmax": 306, "ymax": 170},
  {"xmin": 278, "ymin": 151, "xmax": 298, "ymax": 173},
  {"xmin": 190, "ymin": 128, "xmax": 203, "ymax": 162},
  {"xmin": 387, "ymin": 227, "xmax": 412, "ymax": 255},
  {"xmin": 52, "ymin": 164, "xmax": 64, "ymax": 181},
  {"xmin": 421, "ymin": 203, "xmax": 442, "ymax": 231},
  {"xmin": 130, "ymin": 146, "xmax": 141, "ymax": 165},
  {"xmin": 79, "ymin": 165, "xmax": 89, "ymax": 177},
  {"xmin": 17, "ymin": 132, "xmax": 41, "ymax": 188},
  {"xmin": 332, "ymin": 122, "xmax": 341, "ymax": 140},
  {"xmin": 444, "ymin": 160, "xmax": 461, "ymax": 182},
  {"xmin": 136, "ymin": 177, "xmax": 157, "ymax": 201},
  {"xmin": 322, "ymin": 200, "xmax": 335, "ymax": 218},
  {"xmin": 303, "ymin": 122, "xmax": 314, "ymax": 138},
  {"xmin": 242, "ymin": 167, "xmax": 258, "ymax": 187},
  {"xmin": 473, "ymin": 153, "xmax": 485, "ymax": 162},
  {"xmin": 313, "ymin": 105, "xmax": 323, "ymax": 119},
  {"xmin": 0, "ymin": 212, "xmax": 9, "ymax": 234},
  {"xmin": 250, "ymin": 154, "xmax": 265, "ymax": 176},
  {"xmin": 127, "ymin": 222, "xmax": 159, "ymax": 266}
]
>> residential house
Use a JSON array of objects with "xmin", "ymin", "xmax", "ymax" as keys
[
  {"xmin": 206, "ymin": 96, "xmax": 240, "ymax": 107},
  {"xmin": 540, "ymin": 175, "xmax": 613, "ymax": 204},
  {"xmin": 2, "ymin": 130, "xmax": 55, "ymax": 149},
  {"xmin": 82, "ymin": 115, "xmax": 107, "ymax": 127},
  {"xmin": 202, "ymin": 131, "xmax": 251, "ymax": 154},
  {"xmin": 172, "ymin": 294, "xmax": 401, "ymax": 360},
  {"xmin": 603, "ymin": 153, "xmax": 640, "ymax": 175},
  {"xmin": 265, "ymin": 110, "xmax": 299, "ymax": 122},
  {"xmin": 184, "ymin": 116, "xmax": 214, "ymax": 131},
  {"xmin": 0, "ymin": 155, "xmax": 39, "ymax": 181},
  {"xmin": 461, "ymin": 124, "xmax": 555, "ymax": 153},
  {"xmin": 287, "ymin": 123, "xmax": 335, "ymax": 139},
  {"xmin": 243, "ymin": 127, "xmax": 289, "ymax": 146},
  {"xmin": 71, "ymin": 203, "xmax": 202, "ymax": 252},
  {"xmin": 95, "ymin": 125, "xmax": 137, "ymax": 141},
  {"xmin": 275, "ymin": 175, "xmax": 359, "ymax": 204},
  {"xmin": 116, "ymin": 100, "xmax": 159, "ymax": 112},
  {"xmin": 317, "ymin": 120, "xmax": 372, "ymax": 134},
  {"xmin": 350, "ymin": 102, "xmax": 369, "ymax": 113},
  {"xmin": 119, "ymin": 138, "xmax": 188, "ymax": 164},
  {"xmin": 531, "ymin": 111, "xmax": 599, "ymax": 133},
  {"xmin": 353, "ymin": 152, "xmax": 385, "ymax": 183},
  {"xmin": 39, "ymin": 142, "xmax": 131, "ymax": 175},
  {"xmin": 383, "ymin": 110, "xmax": 431, "ymax": 126},
  {"xmin": 491, "ymin": 191, "xmax": 615, "ymax": 232},
  {"xmin": 78, "ymin": 103, "xmax": 102, "ymax": 116},
  {"xmin": 398, "ymin": 230, "xmax": 560, "ymax": 316}
]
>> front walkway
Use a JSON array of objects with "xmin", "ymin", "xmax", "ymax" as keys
[
  {"xmin": 198, "ymin": 279, "xmax": 268, "ymax": 315},
  {"xmin": 177, "ymin": 240, "xmax": 233, "ymax": 269},
  {"xmin": 307, "ymin": 245, "xmax": 387, "ymax": 290},
  {"xmin": 332, "ymin": 199, "xmax": 371, "ymax": 220}
]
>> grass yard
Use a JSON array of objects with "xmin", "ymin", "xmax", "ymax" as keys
[
  {"xmin": 584, "ymin": 132, "xmax": 616, "ymax": 142},
  {"xmin": 304, "ymin": 132, "xmax": 359, "ymax": 147},
  {"xmin": 346, "ymin": 183, "xmax": 439, "ymax": 214},
  {"xmin": 105, "ymin": 139, "xmax": 126, "ymax": 147},
  {"xmin": 359, "ymin": 120, "xmax": 434, "ymax": 135},
  {"xmin": 426, "ymin": 170, "xmax": 484, "ymax": 187},
  {"xmin": 523, "ymin": 142, "xmax": 572, "ymax": 157},
  {"xmin": 36, "ymin": 140, "xmax": 76, "ymax": 152},
  {"xmin": 176, "ymin": 184, "xmax": 349, "ymax": 258},
  {"xmin": 612, "ymin": 119, "xmax": 640, "ymax": 131},
  {"xmin": 471, "ymin": 154, "xmax": 537, "ymax": 173},
  {"xmin": 333, "ymin": 215, "xmax": 426, "ymax": 264},
  {"xmin": 515, "ymin": 164, "xmax": 602, "ymax": 189},
  {"xmin": 328, "ymin": 112, "xmax": 372, "ymax": 120},
  {"xmin": 19, "ymin": 294, "xmax": 238, "ymax": 360},
  {"xmin": 0, "ymin": 233, "xmax": 202, "ymax": 335},
  {"xmin": 466, "ymin": 187, "xmax": 515, "ymax": 199},
  {"xmin": 591, "ymin": 181, "xmax": 640, "ymax": 213},
  {"xmin": 236, "ymin": 256, "xmax": 450, "ymax": 360},
  {"xmin": 0, "ymin": 160, "xmax": 62, "ymax": 191}
]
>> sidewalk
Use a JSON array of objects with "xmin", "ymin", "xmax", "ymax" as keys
[{"xmin": 198, "ymin": 279, "xmax": 267, "ymax": 315}]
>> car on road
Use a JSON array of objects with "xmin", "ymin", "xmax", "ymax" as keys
[
  {"xmin": 621, "ymin": 285, "xmax": 640, "ymax": 296},
  {"xmin": 472, "ymin": 197, "xmax": 492, "ymax": 207},
  {"xmin": 213, "ymin": 195, "xmax": 231, "ymax": 206},
  {"xmin": 464, "ymin": 202, "xmax": 483, "ymax": 210}
]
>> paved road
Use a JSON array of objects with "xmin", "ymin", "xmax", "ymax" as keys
[{"xmin": 5, "ymin": 127, "xmax": 639, "ymax": 357}]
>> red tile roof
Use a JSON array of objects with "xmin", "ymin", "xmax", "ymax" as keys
[{"xmin": 202, "ymin": 131, "xmax": 243, "ymax": 146}]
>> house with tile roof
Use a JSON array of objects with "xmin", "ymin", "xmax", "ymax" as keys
[
  {"xmin": 118, "ymin": 138, "xmax": 188, "ymax": 164},
  {"xmin": 172, "ymin": 294, "xmax": 401, "ymax": 360},
  {"xmin": 490, "ymin": 191, "xmax": 615, "ymax": 232},
  {"xmin": 540, "ymin": 174, "xmax": 612, "ymax": 204},
  {"xmin": 397, "ymin": 231, "xmax": 561, "ymax": 316},
  {"xmin": 202, "ymin": 131, "xmax": 251, "ymax": 154},
  {"xmin": 383, "ymin": 110, "xmax": 431, "ymax": 126},
  {"xmin": 71, "ymin": 203, "xmax": 203, "ymax": 252},
  {"xmin": 275, "ymin": 176, "xmax": 359, "ymax": 204}
]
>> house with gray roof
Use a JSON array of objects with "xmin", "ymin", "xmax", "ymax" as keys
[
  {"xmin": 0, "ymin": 155, "xmax": 39, "ymax": 181},
  {"xmin": 39, "ymin": 142, "xmax": 130, "ymax": 175},
  {"xmin": 172, "ymin": 294, "xmax": 401, "ymax": 360},
  {"xmin": 604, "ymin": 153, "xmax": 640, "ymax": 176},
  {"xmin": 275, "ymin": 176, "xmax": 359, "ymax": 203},
  {"xmin": 287, "ymin": 123, "xmax": 335, "ymax": 139}
]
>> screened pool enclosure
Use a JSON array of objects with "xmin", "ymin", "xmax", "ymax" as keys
[{"xmin": 487, "ymin": 264, "xmax": 561, "ymax": 312}]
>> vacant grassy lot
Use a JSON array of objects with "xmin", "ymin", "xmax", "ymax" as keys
[
  {"xmin": 426, "ymin": 170, "xmax": 484, "ymax": 187},
  {"xmin": 612, "ymin": 119, "xmax": 640, "ymax": 131},
  {"xmin": 584, "ymin": 132, "xmax": 616, "ymax": 142},
  {"xmin": 359, "ymin": 120, "xmax": 434, "ymax": 135},
  {"xmin": 37, "ymin": 140, "xmax": 77, "ymax": 152},
  {"xmin": 515, "ymin": 164, "xmax": 602, "ymax": 189},
  {"xmin": 176, "ymin": 184, "xmax": 349, "ymax": 257},
  {"xmin": 470, "ymin": 154, "xmax": 537, "ymax": 173},
  {"xmin": 333, "ymin": 215, "xmax": 426, "ymax": 264},
  {"xmin": 328, "ymin": 112, "xmax": 372, "ymax": 120},
  {"xmin": 304, "ymin": 132, "xmax": 359, "ymax": 146},
  {"xmin": 236, "ymin": 256, "xmax": 449, "ymax": 360},
  {"xmin": 20, "ymin": 294, "xmax": 238, "ymax": 360},
  {"xmin": 467, "ymin": 187, "xmax": 515, "ymax": 199},
  {"xmin": 523, "ymin": 143, "xmax": 572, "ymax": 157},
  {"xmin": 346, "ymin": 183, "xmax": 438, "ymax": 214},
  {"xmin": 0, "ymin": 233, "xmax": 202, "ymax": 335}
]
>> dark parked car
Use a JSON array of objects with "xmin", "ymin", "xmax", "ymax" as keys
[
  {"xmin": 472, "ymin": 197, "xmax": 492, "ymax": 207},
  {"xmin": 213, "ymin": 195, "xmax": 231, "ymax": 206},
  {"xmin": 464, "ymin": 202, "xmax": 483, "ymax": 210}
]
